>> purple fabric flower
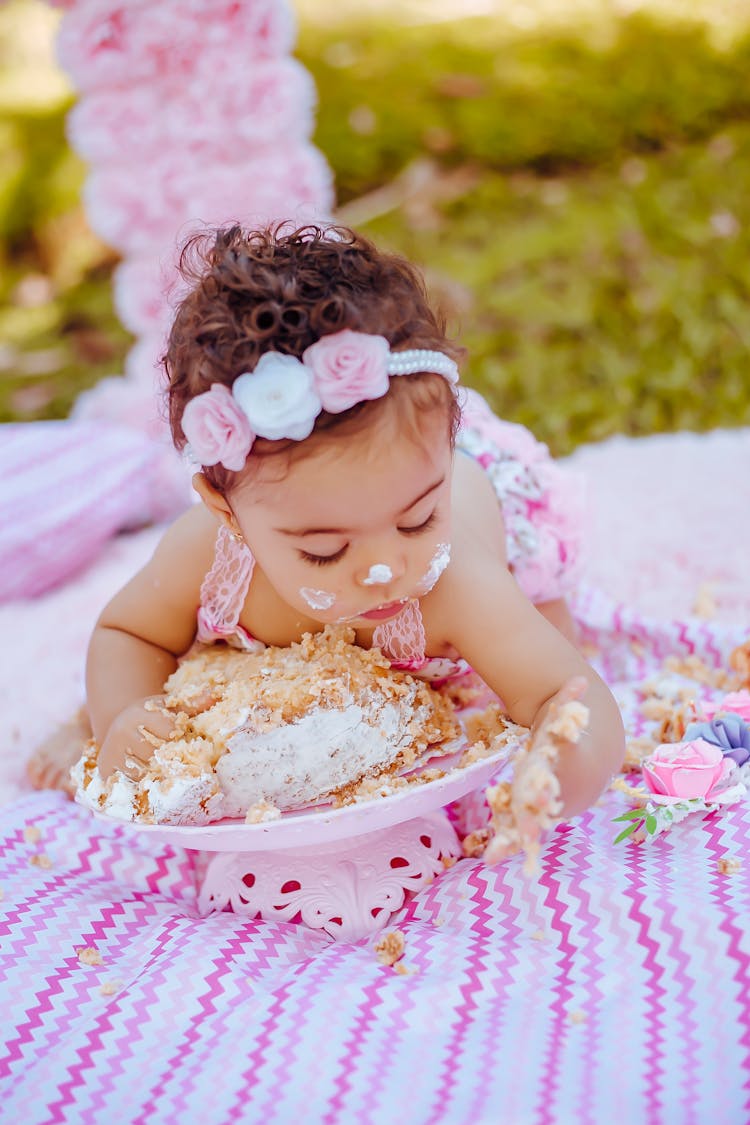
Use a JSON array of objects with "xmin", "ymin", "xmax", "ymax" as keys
[{"xmin": 684, "ymin": 713, "xmax": 750, "ymax": 767}]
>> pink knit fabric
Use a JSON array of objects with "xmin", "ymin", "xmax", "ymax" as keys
[{"xmin": 0, "ymin": 421, "xmax": 189, "ymax": 602}]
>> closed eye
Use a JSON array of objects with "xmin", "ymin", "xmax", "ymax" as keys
[
  {"xmin": 300, "ymin": 545, "xmax": 348, "ymax": 566},
  {"xmin": 398, "ymin": 512, "xmax": 437, "ymax": 535}
]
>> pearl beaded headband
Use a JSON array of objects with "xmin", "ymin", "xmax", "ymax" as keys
[{"xmin": 182, "ymin": 328, "xmax": 460, "ymax": 471}]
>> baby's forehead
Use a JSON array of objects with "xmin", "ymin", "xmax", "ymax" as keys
[{"xmin": 239, "ymin": 424, "xmax": 450, "ymax": 521}]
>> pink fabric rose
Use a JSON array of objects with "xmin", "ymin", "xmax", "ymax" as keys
[
  {"xmin": 304, "ymin": 329, "xmax": 390, "ymax": 414},
  {"xmin": 642, "ymin": 739, "xmax": 733, "ymax": 800},
  {"xmin": 181, "ymin": 384, "xmax": 254, "ymax": 471},
  {"xmin": 701, "ymin": 690, "xmax": 750, "ymax": 723}
]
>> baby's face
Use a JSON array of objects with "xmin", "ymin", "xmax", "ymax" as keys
[{"xmin": 232, "ymin": 411, "xmax": 454, "ymax": 625}]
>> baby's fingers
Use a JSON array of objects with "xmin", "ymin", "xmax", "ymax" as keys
[{"xmin": 551, "ymin": 675, "xmax": 588, "ymax": 711}]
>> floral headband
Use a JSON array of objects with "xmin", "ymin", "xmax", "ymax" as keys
[{"xmin": 181, "ymin": 328, "xmax": 460, "ymax": 471}]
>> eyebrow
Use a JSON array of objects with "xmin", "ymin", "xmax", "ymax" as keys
[{"xmin": 277, "ymin": 475, "xmax": 445, "ymax": 537}]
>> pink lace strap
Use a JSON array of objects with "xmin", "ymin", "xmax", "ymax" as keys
[
  {"xmin": 372, "ymin": 599, "xmax": 427, "ymax": 665},
  {"xmin": 196, "ymin": 525, "xmax": 256, "ymax": 642}
]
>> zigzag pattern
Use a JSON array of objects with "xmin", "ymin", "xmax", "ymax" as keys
[{"xmin": 3, "ymin": 606, "xmax": 750, "ymax": 1122}]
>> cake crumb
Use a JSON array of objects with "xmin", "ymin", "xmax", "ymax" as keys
[
  {"xmin": 244, "ymin": 799, "xmax": 281, "ymax": 825},
  {"xmin": 434, "ymin": 916, "xmax": 445, "ymax": 927},
  {"xmin": 568, "ymin": 1009, "xmax": 587, "ymax": 1025},
  {"xmin": 99, "ymin": 979, "xmax": 124, "ymax": 996},
  {"xmin": 622, "ymin": 737, "xmax": 657, "ymax": 772},
  {"xmin": 610, "ymin": 776, "xmax": 649, "ymax": 804},
  {"xmin": 76, "ymin": 946, "xmax": 104, "ymax": 966},
  {"xmin": 463, "ymin": 704, "xmax": 507, "ymax": 747},
  {"xmin": 462, "ymin": 828, "xmax": 491, "ymax": 858},
  {"xmin": 441, "ymin": 855, "xmax": 458, "ymax": 869},
  {"xmin": 531, "ymin": 929, "xmax": 546, "ymax": 941},
  {"xmin": 730, "ymin": 641, "xmax": 750, "ymax": 688},
  {"xmin": 393, "ymin": 961, "xmax": 414, "ymax": 976},
  {"xmin": 717, "ymin": 856, "xmax": 742, "ymax": 875},
  {"xmin": 374, "ymin": 929, "xmax": 405, "ymax": 967},
  {"xmin": 29, "ymin": 853, "xmax": 52, "ymax": 869},
  {"xmin": 546, "ymin": 701, "xmax": 589, "ymax": 742},
  {"xmin": 23, "ymin": 825, "xmax": 42, "ymax": 844},
  {"xmin": 693, "ymin": 583, "xmax": 717, "ymax": 619}
]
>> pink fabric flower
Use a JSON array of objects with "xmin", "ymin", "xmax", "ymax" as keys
[
  {"xmin": 181, "ymin": 385, "xmax": 254, "ymax": 471},
  {"xmin": 701, "ymin": 690, "xmax": 750, "ymax": 723},
  {"xmin": 642, "ymin": 739, "xmax": 733, "ymax": 800},
  {"xmin": 304, "ymin": 329, "xmax": 390, "ymax": 414}
]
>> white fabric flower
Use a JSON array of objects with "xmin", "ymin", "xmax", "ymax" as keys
[{"xmin": 232, "ymin": 352, "xmax": 322, "ymax": 441}]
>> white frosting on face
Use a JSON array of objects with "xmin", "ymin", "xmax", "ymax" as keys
[
  {"xmin": 362, "ymin": 564, "xmax": 393, "ymax": 586},
  {"xmin": 414, "ymin": 542, "xmax": 451, "ymax": 595},
  {"xmin": 299, "ymin": 587, "xmax": 336, "ymax": 610}
]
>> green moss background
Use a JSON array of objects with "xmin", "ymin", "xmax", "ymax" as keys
[{"xmin": 2, "ymin": 0, "xmax": 750, "ymax": 452}]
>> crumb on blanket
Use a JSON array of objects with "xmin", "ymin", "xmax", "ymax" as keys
[
  {"xmin": 717, "ymin": 856, "xmax": 742, "ymax": 875},
  {"xmin": 29, "ymin": 853, "xmax": 52, "ymax": 869},
  {"xmin": 76, "ymin": 946, "xmax": 103, "ymax": 966},
  {"xmin": 374, "ymin": 930, "xmax": 405, "ymax": 967},
  {"xmin": 99, "ymin": 980, "xmax": 124, "ymax": 996}
]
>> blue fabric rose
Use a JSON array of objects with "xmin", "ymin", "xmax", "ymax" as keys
[{"xmin": 684, "ymin": 713, "xmax": 750, "ymax": 767}]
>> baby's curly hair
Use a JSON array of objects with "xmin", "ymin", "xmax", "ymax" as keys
[{"xmin": 164, "ymin": 222, "xmax": 465, "ymax": 492}]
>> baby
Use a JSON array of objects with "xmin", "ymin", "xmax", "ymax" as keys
[{"xmin": 28, "ymin": 223, "xmax": 624, "ymax": 832}]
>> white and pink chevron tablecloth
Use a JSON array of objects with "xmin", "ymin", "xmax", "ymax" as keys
[{"xmin": 1, "ymin": 427, "xmax": 749, "ymax": 1124}]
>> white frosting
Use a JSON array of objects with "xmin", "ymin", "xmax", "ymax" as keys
[
  {"xmin": 216, "ymin": 696, "xmax": 421, "ymax": 814},
  {"xmin": 414, "ymin": 542, "xmax": 451, "ymax": 595},
  {"xmin": 72, "ymin": 751, "xmax": 224, "ymax": 826},
  {"xmin": 300, "ymin": 587, "xmax": 336, "ymax": 610},
  {"xmin": 362, "ymin": 564, "xmax": 392, "ymax": 586}
]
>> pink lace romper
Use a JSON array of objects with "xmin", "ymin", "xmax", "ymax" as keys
[{"xmin": 195, "ymin": 387, "xmax": 586, "ymax": 682}]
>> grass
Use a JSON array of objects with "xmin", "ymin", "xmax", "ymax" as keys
[{"xmin": 2, "ymin": 2, "xmax": 750, "ymax": 451}]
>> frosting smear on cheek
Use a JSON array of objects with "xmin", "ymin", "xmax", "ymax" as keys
[
  {"xmin": 299, "ymin": 587, "xmax": 336, "ymax": 611},
  {"xmin": 415, "ymin": 542, "xmax": 451, "ymax": 595}
]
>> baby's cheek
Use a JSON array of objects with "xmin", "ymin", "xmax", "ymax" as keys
[
  {"xmin": 298, "ymin": 586, "xmax": 337, "ymax": 611},
  {"xmin": 414, "ymin": 539, "xmax": 452, "ymax": 595}
]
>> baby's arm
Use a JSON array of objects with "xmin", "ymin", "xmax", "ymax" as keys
[
  {"xmin": 87, "ymin": 504, "xmax": 219, "ymax": 779},
  {"xmin": 437, "ymin": 551, "xmax": 624, "ymax": 819}
]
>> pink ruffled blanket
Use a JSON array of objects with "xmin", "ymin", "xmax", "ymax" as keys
[{"xmin": 1, "ymin": 427, "xmax": 749, "ymax": 1124}]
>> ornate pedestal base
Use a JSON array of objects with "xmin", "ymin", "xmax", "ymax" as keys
[{"xmin": 195, "ymin": 811, "xmax": 461, "ymax": 941}]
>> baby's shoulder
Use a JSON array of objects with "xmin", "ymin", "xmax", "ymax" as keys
[
  {"xmin": 450, "ymin": 451, "xmax": 507, "ymax": 564},
  {"xmin": 147, "ymin": 502, "xmax": 221, "ymax": 588}
]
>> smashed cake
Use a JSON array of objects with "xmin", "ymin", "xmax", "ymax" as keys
[{"xmin": 72, "ymin": 626, "xmax": 463, "ymax": 826}]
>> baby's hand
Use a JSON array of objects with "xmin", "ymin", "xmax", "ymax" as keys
[
  {"xmin": 529, "ymin": 674, "xmax": 589, "ymax": 754},
  {"xmin": 483, "ymin": 675, "xmax": 589, "ymax": 869},
  {"xmin": 97, "ymin": 696, "xmax": 175, "ymax": 782}
]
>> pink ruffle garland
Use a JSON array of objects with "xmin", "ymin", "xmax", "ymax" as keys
[{"xmin": 53, "ymin": 0, "xmax": 333, "ymax": 425}]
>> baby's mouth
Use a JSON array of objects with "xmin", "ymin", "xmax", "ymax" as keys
[
  {"xmin": 356, "ymin": 599, "xmax": 407, "ymax": 622},
  {"xmin": 334, "ymin": 598, "xmax": 408, "ymax": 624}
]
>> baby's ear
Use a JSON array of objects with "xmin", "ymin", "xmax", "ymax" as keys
[{"xmin": 192, "ymin": 472, "xmax": 234, "ymax": 527}]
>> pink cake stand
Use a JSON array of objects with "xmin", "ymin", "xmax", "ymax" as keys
[{"xmin": 90, "ymin": 744, "xmax": 516, "ymax": 941}]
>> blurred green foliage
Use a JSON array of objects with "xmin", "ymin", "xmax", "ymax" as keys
[{"xmin": 2, "ymin": 3, "xmax": 750, "ymax": 451}]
